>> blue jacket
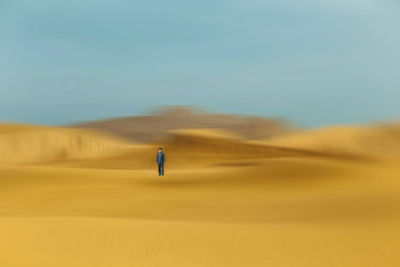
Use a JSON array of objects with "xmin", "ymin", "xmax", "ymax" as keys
[{"xmin": 156, "ymin": 152, "xmax": 165, "ymax": 165}]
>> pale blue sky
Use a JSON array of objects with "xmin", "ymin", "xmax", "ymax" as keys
[{"xmin": 1, "ymin": 0, "xmax": 399, "ymax": 126}]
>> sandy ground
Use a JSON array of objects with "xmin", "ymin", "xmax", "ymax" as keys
[
  {"xmin": 0, "ymin": 124, "xmax": 399, "ymax": 266},
  {"xmin": 0, "ymin": 217, "xmax": 398, "ymax": 267}
]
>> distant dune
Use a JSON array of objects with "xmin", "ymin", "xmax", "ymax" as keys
[
  {"xmin": 161, "ymin": 128, "xmax": 327, "ymax": 157},
  {"xmin": 264, "ymin": 123, "xmax": 400, "ymax": 159},
  {"xmin": 4, "ymin": 120, "xmax": 400, "ymax": 168},
  {"xmin": 0, "ymin": 124, "xmax": 130, "ymax": 165},
  {"xmin": 58, "ymin": 128, "xmax": 334, "ymax": 170},
  {"xmin": 71, "ymin": 106, "xmax": 291, "ymax": 143}
]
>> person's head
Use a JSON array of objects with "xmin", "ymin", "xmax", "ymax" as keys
[{"xmin": 158, "ymin": 147, "xmax": 162, "ymax": 153}]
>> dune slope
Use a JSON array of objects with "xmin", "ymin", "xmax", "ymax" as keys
[
  {"xmin": 264, "ymin": 124, "xmax": 400, "ymax": 159},
  {"xmin": 0, "ymin": 124, "xmax": 130, "ymax": 165}
]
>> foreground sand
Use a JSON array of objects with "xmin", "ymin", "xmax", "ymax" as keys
[
  {"xmin": 0, "ymin": 217, "xmax": 398, "ymax": 267},
  {"xmin": 1, "ymin": 124, "xmax": 400, "ymax": 266},
  {"xmin": 0, "ymin": 157, "xmax": 400, "ymax": 266}
]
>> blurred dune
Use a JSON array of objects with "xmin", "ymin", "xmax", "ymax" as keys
[
  {"xmin": 0, "ymin": 124, "xmax": 130, "ymax": 165},
  {"xmin": 1, "ymin": 114, "xmax": 400, "ymax": 266},
  {"xmin": 72, "ymin": 106, "xmax": 291, "ymax": 143},
  {"xmin": 264, "ymin": 123, "xmax": 400, "ymax": 159},
  {"xmin": 160, "ymin": 128, "xmax": 330, "ymax": 157},
  {"xmin": 54, "ymin": 128, "xmax": 332, "ymax": 170}
]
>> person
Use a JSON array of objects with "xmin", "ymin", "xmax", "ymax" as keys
[{"xmin": 156, "ymin": 147, "xmax": 165, "ymax": 176}]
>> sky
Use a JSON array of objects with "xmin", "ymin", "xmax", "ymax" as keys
[{"xmin": 1, "ymin": 0, "xmax": 399, "ymax": 127}]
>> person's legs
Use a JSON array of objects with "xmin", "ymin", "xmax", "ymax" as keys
[
  {"xmin": 158, "ymin": 164, "xmax": 162, "ymax": 176},
  {"xmin": 161, "ymin": 164, "xmax": 164, "ymax": 176}
]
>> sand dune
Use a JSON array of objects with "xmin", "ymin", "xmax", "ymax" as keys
[
  {"xmin": 0, "ymin": 124, "xmax": 130, "ymax": 165},
  {"xmin": 57, "ymin": 128, "xmax": 331, "ymax": 170},
  {"xmin": 161, "ymin": 128, "xmax": 332, "ymax": 157},
  {"xmin": 264, "ymin": 123, "xmax": 400, "ymax": 159},
  {"xmin": 72, "ymin": 106, "xmax": 292, "ymax": 143},
  {"xmin": 1, "ymin": 121, "xmax": 400, "ymax": 266}
]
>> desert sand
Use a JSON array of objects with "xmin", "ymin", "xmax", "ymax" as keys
[{"xmin": 0, "ymin": 120, "xmax": 400, "ymax": 266}]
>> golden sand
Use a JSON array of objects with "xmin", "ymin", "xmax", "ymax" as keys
[{"xmin": 0, "ymin": 124, "xmax": 399, "ymax": 266}]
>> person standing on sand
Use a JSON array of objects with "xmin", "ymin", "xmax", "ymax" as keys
[{"xmin": 156, "ymin": 147, "xmax": 165, "ymax": 176}]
